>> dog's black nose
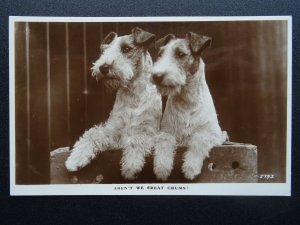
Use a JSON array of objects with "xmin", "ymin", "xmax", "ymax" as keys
[
  {"xmin": 152, "ymin": 73, "xmax": 164, "ymax": 84},
  {"xmin": 100, "ymin": 64, "xmax": 110, "ymax": 75}
]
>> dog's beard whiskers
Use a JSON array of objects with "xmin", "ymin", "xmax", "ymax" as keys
[
  {"xmin": 91, "ymin": 70, "xmax": 101, "ymax": 82},
  {"xmin": 91, "ymin": 69, "xmax": 97, "ymax": 77},
  {"xmin": 158, "ymin": 85, "xmax": 181, "ymax": 96},
  {"xmin": 97, "ymin": 72, "xmax": 121, "ymax": 91},
  {"xmin": 91, "ymin": 60, "xmax": 101, "ymax": 75},
  {"xmin": 104, "ymin": 79, "xmax": 121, "ymax": 90}
]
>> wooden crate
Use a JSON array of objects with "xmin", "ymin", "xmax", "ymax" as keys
[{"xmin": 50, "ymin": 142, "xmax": 257, "ymax": 184}]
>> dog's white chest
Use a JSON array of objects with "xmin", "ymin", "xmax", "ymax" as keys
[
  {"xmin": 161, "ymin": 91, "xmax": 217, "ymax": 146},
  {"xmin": 111, "ymin": 87, "xmax": 161, "ymax": 129},
  {"xmin": 161, "ymin": 105, "xmax": 194, "ymax": 145}
]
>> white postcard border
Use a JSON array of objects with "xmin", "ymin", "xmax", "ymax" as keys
[{"xmin": 9, "ymin": 16, "xmax": 292, "ymax": 196}]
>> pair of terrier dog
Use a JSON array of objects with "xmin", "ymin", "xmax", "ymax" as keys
[{"xmin": 65, "ymin": 27, "xmax": 227, "ymax": 181}]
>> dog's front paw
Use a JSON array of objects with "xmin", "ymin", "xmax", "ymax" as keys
[
  {"xmin": 65, "ymin": 145, "xmax": 94, "ymax": 172},
  {"xmin": 182, "ymin": 163, "xmax": 199, "ymax": 180},
  {"xmin": 121, "ymin": 153, "xmax": 145, "ymax": 180},
  {"xmin": 154, "ymin": 166, "xmax": 171, "ymax": 181},
  {"xmin": 121, "ymin": 168, "xmax": 138, "ymax": 180},
  {"xmin": 121, "ymin": 161, "xmax": 143, "ymax": 180},
  {"xmin": 153, "ymin": 156, "xmax": 173, "ymax": 181},
  {"xmin": 182, "ymin": 152, "xmax": 204, "ymax": 180},
  {"xmin": 121, "ymin": 162, "xmax": 143, "ymax": 180}
]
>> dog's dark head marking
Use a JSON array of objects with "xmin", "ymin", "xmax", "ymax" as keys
[
  {"xmin": 186, "ymin": 32, "xmax": 212, "ymax": 56},
  {"xmin": 155, "ymin": 34, "xmax": 176, "ymax": 49},
  {"xmin": 132, "ymin": 27, "xmax": 156, "ymax": 49},
  {"xmin": 102, "ymin": 32, "xmax": 117, "ymax": 45}
]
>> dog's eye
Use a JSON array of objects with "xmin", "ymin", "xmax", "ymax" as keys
[
  {"xmin": 121, "ymin": 45, "xmax": 132, "ymax": 54},
  {"xmin": 176, "ymin": 51, "xmax": 186, "ymax": 58}
]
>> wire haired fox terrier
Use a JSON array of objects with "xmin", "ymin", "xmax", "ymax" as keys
[
  {"xmin": 152, "ymin": 32, "xmax": 227, "ymax": 180},
  {"xmin": 65, "ymin": 27, "xmax": 162, "ymax": 180}
]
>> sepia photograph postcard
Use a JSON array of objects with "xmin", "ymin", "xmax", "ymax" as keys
[{"xmin": 9, "ymin": 16, "xmax": 292, "ymax": 196}]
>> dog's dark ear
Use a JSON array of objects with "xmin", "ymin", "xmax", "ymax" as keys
[
  {"xmin": 155, "ymin": 34, "xmax": 175, "ymax": 49},
  {"xmin": 102, "ymin": 32, "xmax": 117, "ymax": 45},
  {"xmin": 132, "ymin": 27, "xmax": 155, "ymax": 49},
  {"xmin": 186, "ymin": 32, "xmax": 212, "ymax": 55}
]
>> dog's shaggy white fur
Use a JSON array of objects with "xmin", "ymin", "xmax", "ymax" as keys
[
  {"xmin": 65, "ymin": 28, "xmax": 162, "ymax": 180},
  {"xmin": 152, "ymin": 33, "xmax": 227, "ymax": 180}
]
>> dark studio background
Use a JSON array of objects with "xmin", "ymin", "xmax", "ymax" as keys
[
  {"xmin": 1, "ymin": 1, "xmax": 300, "ymax": 225},
  {"xmin": 14, "ymin": 20, "xmax": 287, "ymax": 184}
]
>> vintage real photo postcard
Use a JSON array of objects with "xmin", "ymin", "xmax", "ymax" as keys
[{"xmin": 9, "ymin": 16, "xmax": 292, "ymax": 195}]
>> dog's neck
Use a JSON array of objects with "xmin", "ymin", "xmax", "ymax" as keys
[
  {"xmin": 116, "ymin": 73, "xmax": 152, "ymax": 108},
  {"xmin": 172, "ymin": 59, "xmax": 208, "ymax": 110},
  {"xmin": 123, "ymin": 73, "xmax": 151, "ymax": 95}
]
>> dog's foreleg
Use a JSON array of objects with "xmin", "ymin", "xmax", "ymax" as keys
[
  {"xmin": 65, "ymin": 123, "xmax": 119, "ymax": 171},
  {"xmin": 153, "ymin": 132, "xmax": 177, "ymax": 181},
  {"xmin": 182, "ymin": 129, "xmax": 222, "ymax": 180},
  {"xmin": 120, "ymin": 126, "xmax": 155, "ymax": 180}
]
